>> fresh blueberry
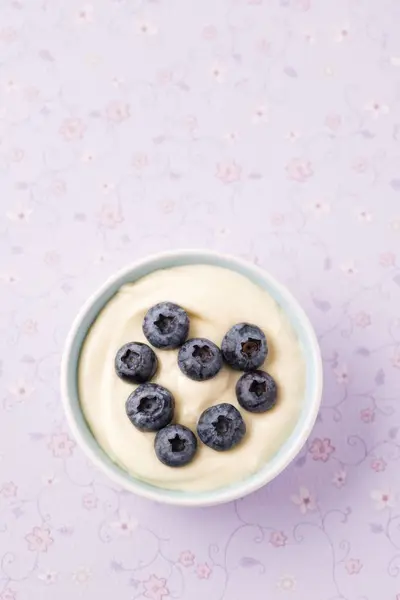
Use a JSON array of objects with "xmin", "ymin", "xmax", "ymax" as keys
[
  {"xmin": 143, "ymin": 302, "xmax": 189, "ymax": 349},
  {"xmin": 154, "ymin": 424, "xmax": 198, "ymax": 467},
  {"xmin": 221, "ymin": 323, "xmax": 268, "ymax": 371},
  {"xmin": 178, "ymin": 338, "xmax": 223, "ymax": 381},
  {"xmin": 125, "ymin": 383, "xmax": 174, "ymax": 432},
  {"xmin": 236, "ymin": 370, "xmax": 277, "ymax": 413},
  {"xmin": 115, "ymin": 342, "xmax": 158, "ymax": 384},
  {"xmin": 197, "ymin": 403, "xmax": 246, "ymax": 451}
]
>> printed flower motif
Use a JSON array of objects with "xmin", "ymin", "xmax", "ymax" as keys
[
  {"xmin": 335, "ymin": 25, "xmax": 350, "ymax": 43},
  {"xmin": 0, "ymin": 482, "xmax": 17, "ymax": 498},
  {"xmin": 6, "ymin": 206, "xmax": 33, "ymax": 222},
  {"xmin": 308, "ymin": 199, "xmax": 330, "ymax": 216},
  {"xmin": 44, "ymin": 251, "xmax": 61, "ymax": 267},
  {"xmin": 392, "ymin": 219, "xmax": 400, "ymax": 232},
  {"xmin": 160, "ymin": 200, "xmax": 175, "ymax": 214},
  {"xmin": 41, "ymin": 102, "xmax": 51, "ymax": 116},
  {"xmin": 196, "ymin": 563, "xmax": 212, "ymax": 579},
  {"xmin": 0, "ymin": 588, "xmax": 16, "ymax": 600},
  {"xmin": 202, "ymin": 25, "xmax": 217, "ymax": 40},
  {"xmin": 0, "ymin": 27, "xmax": 17, "ymax": 43},
  {"xmin": 135, "ymin": 20, "xmax": 158, "ymax": 36},
  {"xmin": 94, "ymin": 254, "xmax": 107, "ymax": 265},
  {"xmin": 25, "ymin": 525, "xmax": 54, "ymax": 552},
  {"xmin": 42, "ymin": 474, "xmax": 58, "ymax": 486},
  {"xmin": 256, "ymin": 38, "xmax": 270, "ymax": 54},
  {"xmin": 8, "ymin": 380, "xmax": 35, "ymax": 400},
  {"xmin": 353, "ymin": 311, "xmax": 371, "ymax": 328},
  {"xmin": 105, "ymin": 101, "xmax": 130, "ymax": 123},
  {"xmin": 360, "ymin": 407, "xmax": 375, "ymax": 423},
  {"xmin": 81, "ymin": 150, "xmax": 95, "ymax": 163},
  {"xmin": 82, "ymin": 493, "xmax": 98, "ymax": 510},
  {"xmin": 10, "ymin": 148, "xmax": 24, "ymax": 162},
  {"xmin": 216, "ymin": 224, "xmax": 233, "ymax": 238},
  {"xmin": 77, "ymin": 4, "xmax": 94, "ymax": 24},
  {"xmin": 179, "ymin": 550, "xmax": 195, "ymax": 567},
  {"xmin": 215, "ymin": 161, "xmax": 242, "ymax": 184},
  {"xmin": 270, "ymin": 213, "xmax": 285, "ymax": 227},
  {"xmin": 73, "ymin": 567, "xmax": 91, "ymax": 584},
  {"xmin": 291, "ymin": 486, "xmax": 316, "ymax": 514},
  {"xmin": 270, "ymin": 530, "xmax": 287, "ymax": 547},
  {"xmin": 38, "ymin": 571, "xmax": 58, "ymax": 585},
  {"xmin": 340, "ymin": 261, "xmax": 357, "ymax": 276},
  {"xmin": 334, "ymin": 364, "xmax": 349, "ymax": 384},
  {"xmin": 292, "ymin": 0, "xmax": 310, "ymax": 10},
  {"xmin": 210, "ymin": 63, "xmax": 225, "ymax": 83},
  {"xmin": 101, "ymin": 182, "xmax": 115, "ymax": 195},
  {"xmin": 21, "ymin": 319, "xmax": 38, "ymax": 335},
  {"xmin": 156, "ymin": 69, "xmax": 172, "ymax": 85},
  {"xmin": 277, "ymin": 575, "xmax": 296, "ymax": 590},
  {"xmin": 110, "ymin": 510, "xmax": 137, "ymax": 535},
  {"xmin": 309, "ymin": 437, "xmax": 335, "ymax": 462},
  {"xmin": 98, "ymin": 203, "xmax": 124, "ymax": 228},
  {"xmin": 285, "ymin": 130, "xmax": 301, "ymax": 142},
  {"xmin": 379, "ymin": 252, "xmax": 396, "ymax": 267},
  {"xmin": 48, "ymin": 432, "xmax": 76, "ymax": 458},
  {"xmin": 132, "ymin": 152, "xmax": 149, "ymax": 170},
  {"xmin": 392, "ymin": 350, "xmax": 400, "ymax": 369},
  {"xmin": 0, "ymin": 273, "xmax": 19, "ymax": 285},
  {"xmin": 59, "ymin": 525, "xmax": 74, "ymax": 536},
  {"xmin": 50, "ymin": 179, "xmax": 67, "ymax": 196},
  {"xmin": 370, "ymin": 458, "xmax": 387, "ymax": 472},
  {"xmin": 325, "ymin": 113, "xmax": 342, "ymax": 132},
  {"xmin": 356, "ymin": 209, "xmax": 373, "ymax": 223},
  {"xmin": 364, "ymin": 101, "xmax": 389, "ymax": 118},
  {"xmin": 285, "ymin": 158, "xmax": 313, "ymax": 182},
  {"xmin": 352, "ymin": 157, "xmax": 368, "ymax": 173},
  {"xmin": 5, "ymin": 78, "xmax": 18, "ymax": 93},
  {"xmin": 303, "ymin": 31, "xmax": 315, "ymax": 44},
  {"xmin": 345, "ymin": 558, "xmax": 362, "ymax": 574},
  {"xmin": 252, "ymin": 105, "xmax": 268, "ymax": 124},
  {"xmin": 183, "ymin": 115, "xmax": 198, "ymax": 132},
  {"xmin": 143, "ymin": 575, "xmax": 169, "ymax": 600},
  {"xmin": 59, "ymin": 118, "xmax": 85, "ymax": 141},
  {"xmin": 371, "ymin": 489, "xmax": 396, "ymax": 510},
  {"xmin": 224, "ymin": 131, "xmax": 239, "ymax": 143},
  {"xmin": 332, "ymin": 469, "xmax": 347, "ymax": 488}
]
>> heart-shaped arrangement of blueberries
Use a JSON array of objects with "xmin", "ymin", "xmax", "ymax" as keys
[{"xmin": 114, "ymin": 302, "xmax": 278, "ymax": 468}]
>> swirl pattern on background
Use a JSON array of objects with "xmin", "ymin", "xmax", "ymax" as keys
[{"xmin": 1, "ymin": 0, "xmax": 400, "ymax": 598}]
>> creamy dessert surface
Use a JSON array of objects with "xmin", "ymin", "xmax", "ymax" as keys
[{"xmin": 79, "ymin": 264, "xmax": 306, "ymax": 492}]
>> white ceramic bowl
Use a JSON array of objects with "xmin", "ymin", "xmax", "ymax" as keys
[{"xmin": 61, "ymin": 250, "xmax": 322, "ymax": 507}]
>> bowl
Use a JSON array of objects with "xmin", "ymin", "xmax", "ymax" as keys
[{"xmin": 61, "ymin": 250, "xmax": 322, "ymax": 507}]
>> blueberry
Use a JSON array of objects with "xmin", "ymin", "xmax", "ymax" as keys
[
  {"xmin": 178, "ymin": 338, "xmax": 223, "ymax": 381},
  {"xmin": 143, "ymin": 302, "xmax": 189, "ymax": 349},
  {"xmin": 221, "ymin": 323, "xmax": 268, "ymax": 371},
  {"xmin": 236, "ymin": 370, "xmax": 277, "ymax": 413},
  {"xmin": 197, "ymin": 403, "xmax": 246, "ymax": 451},
  {"xmin": 115, "ymin": 342, "xmax": 158, "ymax": 384},
  {"xmin": 154, "ymin": 424, "xmax": 198, "ymax": 467},
  {"xmin": 125, "ymin": 383, "xmax": 174, "ymax": 432}
]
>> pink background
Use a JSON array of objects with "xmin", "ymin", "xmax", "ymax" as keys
[{"xmin": 1, "ymin": 0, "xmax": 400, "ymax": 598}]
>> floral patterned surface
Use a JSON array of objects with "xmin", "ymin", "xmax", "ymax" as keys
[{"xmin": 1, "ymin": 0, "xmax": 400, "ymax": 598}]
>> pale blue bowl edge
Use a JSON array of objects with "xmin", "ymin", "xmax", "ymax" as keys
[{"xmin": 61, "ymin": 250, "xmax": 323, "ymax": 506}]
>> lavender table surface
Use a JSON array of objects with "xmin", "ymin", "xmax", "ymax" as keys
[{"xmin": 1, "ymin": 0, "xmax": 400, "ymax": 598}]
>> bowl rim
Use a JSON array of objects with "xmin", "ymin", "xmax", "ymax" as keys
[{"xmin": 61, "ymin": 249, "xmax": 323, "ymax": 507}]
